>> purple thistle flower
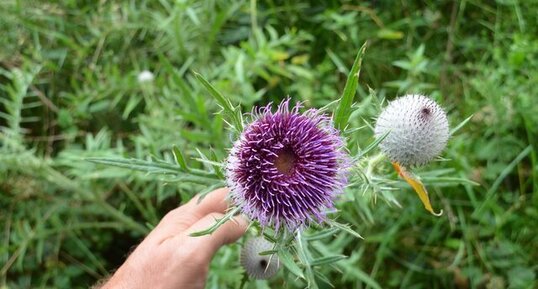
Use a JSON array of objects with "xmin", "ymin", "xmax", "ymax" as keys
[{"xmin": 226, "ymin": 99, "xmax": 350, "ymax": 231}]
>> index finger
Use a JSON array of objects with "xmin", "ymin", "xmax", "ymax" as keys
[{"xmin": 149, "ymin": 188, "xmax": 231, "ymax": 242}]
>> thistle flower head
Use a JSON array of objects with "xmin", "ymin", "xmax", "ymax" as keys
[
  {"xmin": 240, "ymin": 237, "xmax": 280, "ymax": 279},
  {"xmin": 374, "ymin": 94, "xmax": 449, "ymax": 167},
  {"xmin": 226, "ymin": 99, "xmax": 349, "ymax": 231}
]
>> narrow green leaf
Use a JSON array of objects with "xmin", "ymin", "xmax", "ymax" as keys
[
  {"xmin": 278, "ymin": 249, "xmax": 305, "ymax": 279},
  {"xmin": 262, "ymin": 232, "xmax": 278, "ymax": 243},
  {"xmin": 193, "ymin": 72, "xmax": 243, "ymax": 132},
  {"xmin": 310, "ymin": 255, "xmax": 347, "ymax": 266},
  {"xmin": 334, "ymin": 41, "xmax": 368, "ymax": 131},
  {"xmin": 326, "ymin": 48, "xmax": 347, "ymax": 73},
  {"xmin": 258, "ymin": 249, "xmax": 279, "ymax": 256},
  {"xmin": 86, "ymin": 157, "xmax": 218, "ymax": 181},
  {"xmin": 193, "ymin": 158, "xmax": 223, "ymax": 168},
  {"xmin": 304, "ymin": 227, "xmax": 339, "ymax": 240},
  {"xmin": 357, "ymin": 130, "xmax": 390, "ymax": 159},
  {"xmin": 194, "ymin": 148, "xmax": 224, "ymax": 179},
  {"xmin": 346, "ymin": 266, "xmax": 382, "ymax": 289},
  {"xmin": 193, "ymin": 72, "xmax": 233, "ymax": 112},
  {"xmin": 239, "ymin": 271, "xmax": 249, "ymax": 289},
  {"xmin": 327, "ymin": 220, "xmax": 364, "ymax": 239},
  {"xmin": 489, "ymin": 144, "xmax": 532, "ymax": 195},
  {"xmin": 294, "ymin": 231, "xmax": 320, "ymax": 289},
  {"xmin": 319, "ymin": 99, "xmax": 341, "ymax": 114},
  {"xmin": 210, "ymin": 149, "xmax": 225, "ymax": 179},
  {"xmin": 87, "ymin": 157, "xmax": 179, "ymax": 174},
  {"xmin": 421, "ymin": 176, "xmax": 480, "ymax": 186},
  {"xmin": 314, "ymin": 271, "xmax": 335, "ymax": 288},
  {"xmin": 343, "ymin": 125, "xmax": 367, "ymax": 135},
  {"xmin": 172, "ymin": 145, "xmax": 189, "ymax": 171},
  {"xmin": 295, "ymin": 230, "xmax": 311, "ymax": 264}
]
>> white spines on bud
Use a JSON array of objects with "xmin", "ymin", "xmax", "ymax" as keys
[
  {"xmin": 374, "ymin": 94, "xmax": 449, "ymax": 167},
  {"xmin": 240, "ymin": 237, "xmax": 279, "ymax": 279}
]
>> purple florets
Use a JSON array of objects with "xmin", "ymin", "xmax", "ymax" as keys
[{"xmin": 226, "ymin": 99, "xmax": 349, "ymax": 231}]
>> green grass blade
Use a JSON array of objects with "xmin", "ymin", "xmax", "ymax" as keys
[
  {"xmin": 450, "ymin": 114, "xmax": 474, "ymax": 136},
  {"xmin": 474, "ymin": 145, "xmax": 533, "ymax": 217}
]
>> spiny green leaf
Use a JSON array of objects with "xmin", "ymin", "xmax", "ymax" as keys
[
  {"xmin": 87, "ymin": 157, "xmax": 179, "ymax": 174},
  {"xmin": 86, "ymin": 157, "xmax": 217, "ymax": 180},
  {"xmin": 189, "ymin": 207, "xmax": 241, "ymax": 237}
]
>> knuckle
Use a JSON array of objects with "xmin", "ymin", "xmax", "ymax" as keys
[{"xmin": 174, "ymin": 240, "xmax": 209, "ymax": 266}]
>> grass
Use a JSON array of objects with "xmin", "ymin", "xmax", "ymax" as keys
[{"xmin": 1, "ymin": 0, "xmax": 537, "ymax": 288}]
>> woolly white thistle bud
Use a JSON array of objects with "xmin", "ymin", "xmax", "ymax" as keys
[
  {"xmin": 374, "ymin": 94, "xmax": 449, "ymax": 167},
  {"xmin": 240, "ymin": 237, "xmax": 280, "ymax": 279}
]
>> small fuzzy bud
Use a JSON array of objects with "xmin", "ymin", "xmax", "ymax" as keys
[
  {"xmin": 240, "ymin": 237, "xmax": 280, "ymax": 279},
  {"xmin": 137, "ymin": 70, "xmax": 154, "ymax": 83},
  {"xmin": 374, "ymin": 94, "xmax": 449, "ymax": 167}
]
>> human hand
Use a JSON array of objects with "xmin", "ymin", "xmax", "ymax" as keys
[{"xmin": 96, "ymin": 188, "xmax": 247, "ymax": 289}]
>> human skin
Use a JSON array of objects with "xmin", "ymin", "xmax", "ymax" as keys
[{"xmin": 95, "ymin": 188, "xmax": 248, "ymax": 289}]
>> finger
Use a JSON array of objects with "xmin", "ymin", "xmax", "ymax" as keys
[
  {"xmin": 165, "ymin": 187, "xmax": 230, "ymax": 227},
  {"xmin": 187, "ymin": 213, "xmax": 248, "ymax": 246},
  {"xmin": 148, "ymin": 188, "xmax": 231, "ymax": 242},
  {"xmin": 186, "ymin": 187, "xmax": 230, "ymax": 212},
  {"xmin": 175, "ymin": 212, "xmax": 248, "ymax": 263}
]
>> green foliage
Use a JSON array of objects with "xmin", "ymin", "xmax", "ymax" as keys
[{"xmin": 1, "ymin": 0, "xmax": 537, "ymax": 288}]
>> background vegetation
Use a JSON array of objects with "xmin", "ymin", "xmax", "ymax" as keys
[{"xmin": 1, "ymin": 0, "xmax": 536, "ymax": 288}]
